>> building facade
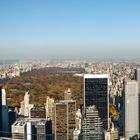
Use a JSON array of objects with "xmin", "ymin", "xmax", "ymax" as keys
[
  {"xmin": 0, "ymin": 88, "xmax": 9, "ymax": 137},
  {"xmin": 81, "ymin": 106, "xmax": 103, "ymax": 140},
  {"xmin": 64, "ymin": 88, "xmax": 72, "ymax": 100},
  {"xmin": 12, "ymin": 118, "xmax": 52, "ymax": 140},
  {"xmin": 30, "ymin": 107, "xmax": 46, "ymax": 118},
  {"xmin": 84, "ymin": 74, "xmax": 109, "ymax": 130},
  {"xmin": 55, "ymin": 100, "xmax": 76, "ymax": 140},
  {"xmin": 0, "ymin": 88, "xmax": 3, "ymax": 136},
  {"xmin": 123, "ymin": 80, "xmax": 139, "ymax": 139}
]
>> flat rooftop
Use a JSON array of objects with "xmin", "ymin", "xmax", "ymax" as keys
[{"xmin": 84, "ymin": 74, "xmax": 109, "ymax": 79}]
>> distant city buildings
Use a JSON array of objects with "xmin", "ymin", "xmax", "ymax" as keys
[{"xmin": 0, "ymin": 64, "xmax": 32, "ymax": 80}]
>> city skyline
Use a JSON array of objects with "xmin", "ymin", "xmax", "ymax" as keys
[
  {"xmin": 1, "ymin": 60, "xmax": 140, "ymax": 139},
  {"xmin": 0, "ymin": 0, "xmax": 140, "ymax": 60}
]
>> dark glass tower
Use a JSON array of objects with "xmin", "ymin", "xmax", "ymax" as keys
[{"xmin": 84, "ymin": 74, "xmax": 109, "ymax": 130}]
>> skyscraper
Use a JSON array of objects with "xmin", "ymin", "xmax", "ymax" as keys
[
  {"xmin": 84, "ymin": 74, "xmax": 109, "ymax": 130},
  {"xmin": 46, "ymin": 96, "xmax": 55, "ymax": 119},
  {"xmin": 0, "ymin": 88, "xmax": 9, "ymax": 137},
  {"xmin": 55, "ymin": 102, "xmax": 67, "ymax": 140},
  {"xmin": 8, "ymin": 110, "xmax": 17, "ymax": 136},
  {"xmin": 73, "ymin": 109, "xmax": 82, "ymax": 140},
  {"xmin": 134, "ymin": 69, "xmax": 140, "ymax": 81},
  {"xmin": 134, "ymin": 68, "xmax": 140, "ymax": 91},
  {"xmin": 0, "ymin": 88, "xmax": 2, "ymax": 136},
  {"xmin": 123, "ymin": 80, "xmax": 139, "ymax": 139},
  {"xmin": 45, "ymin": 96, "xmax": 55, "ymax": 134},
  {"xmin": 24, "ymin": 92, "xmax": 34, "ymax": 117},
  {"xmin": 134, "ymin": 68, "xmax": 140, "ymax": 134},
  {"xmin": 37, "ymin": 120, "xmax": 48, "ymax": 140},
  {"xmin": 55, "ymin": 100, "xmax": 76, "ymax": 140},
  {"xmin": 81, "ymin": 106, "xmax": 103, "ymax": 140}
]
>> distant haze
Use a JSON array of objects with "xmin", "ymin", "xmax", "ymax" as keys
[{"xmin": 0, "ymin": 0, "xmax": 140, "ymax": 60}]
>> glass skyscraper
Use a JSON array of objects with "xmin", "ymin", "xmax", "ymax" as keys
[{"xmin": 84, "ymin": 74, "xmax": 109, "ymax": 130}]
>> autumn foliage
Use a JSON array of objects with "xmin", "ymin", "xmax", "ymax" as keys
[{"xmin": 1, "ymin": 68, "xmax": 83, "ymax": 108}]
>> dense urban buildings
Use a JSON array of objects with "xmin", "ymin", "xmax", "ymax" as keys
[
  {"xmin": 1, "ymin": 60, "xmax": 140, "ymax": 139},
  {"xmin": 12, "ymin": 118, "xmax": 52, "ymax": 140}
]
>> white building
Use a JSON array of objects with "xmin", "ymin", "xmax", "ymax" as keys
[
  {"xmin": 24, "ymin": 92, "xmax": 34, "ymax": 117},
  {"xmin": 73, "ymin": 109, "xmax": 82, "ymax": 140},
  {"xmin": 12, "ymin": 118, "xmax": 51, "ymax": 140},
  {"xmin": 64, "ymin": 88, "xmax": 72, "ymax": 100},
  {"xmin": 19, "ymin": 92, "xmax": 34, "ymax": 117},
  {"xmin": 123, "ymin": 80, "xmax": 139, "ymax": 139},
  {"xmin": 45, "ymin": 96, "xmax": 55, "ymax": 119}
]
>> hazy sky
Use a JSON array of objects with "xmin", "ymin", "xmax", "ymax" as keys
[{"xmin": 0, "ymin": 0, "xmax": 140, "ymax": 60}]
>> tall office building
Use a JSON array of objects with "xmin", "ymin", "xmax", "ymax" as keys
[
  {"xmin": 12, "ymin": 120, "xmax": 27, "ymax": 140},
  {"xmin": 84, "ymin": 74, "xmax": 109, "ymax": 130},
  {"xmin": 55, "ymin": 102, "xmax": 67, "ymax": 140},
  {"xmin": 73, "ymin": 109, "xmax": 82, "ymax": 140},
  {"xmin": 9, "ymin": 110, "xmax": 17, "ymax": 136},
  {"xmin": 134, "ymin": 68, "xmax": 140, "ymax": 81},
  {"xmin": 123, "ymin": 80, "xmax": 139, "ymax": 139},
  {"xmin": 134, "ymin": 68, "xmax": 140, "ymax": 133},
  {"xmin": 45, "ymin": 96, "xmax": 55, "ymax": 134},
  {"xmin": 55, "ymin": 100, "xmax": 76, "ymax": 140},
  {"xmin": 134, "ymin": 69, "xmax": 140, "ymax": 91},
  {"xmin": 24, "ymin": 92, "xmax": 34, "ymax": 117},
  {"xmin": 0, "ymin": 88, "xmax": 9, "ymax": 137},
  {"xmin": 0, "ymin": 88, "xmax": 2, "ymax": 136},
  {"xmin": 81, "ymin": 106, "xmax": 103, "ymax": 140},
  {"xmin": 37, "ymin": 120, "xmax": 47, "ymax": 140},
  {"xmin": 46, "ymin": 96, "xmax": 55, "ymax": 119}
]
